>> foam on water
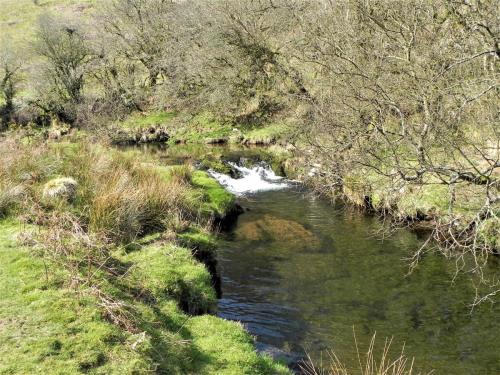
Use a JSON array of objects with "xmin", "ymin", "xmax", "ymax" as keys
[{"xmin": 208, "ymin": 162, "xmax": 290, "ymax": 195}]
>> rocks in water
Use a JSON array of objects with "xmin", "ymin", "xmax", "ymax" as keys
[
  {"xmin": 42, "ymin": 177, "xmax": 78, "ymax": 202},
  {"xmin": 236, "ymin": 214, "xmax": 319, "ymax": 245}
]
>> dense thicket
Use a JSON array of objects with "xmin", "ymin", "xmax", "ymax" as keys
[{"xmin": 0, "ymin": 0, "xmax": 498, "ymax": 288}]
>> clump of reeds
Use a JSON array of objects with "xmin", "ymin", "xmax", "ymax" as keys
[
  {"xmin": 88, "ymin": 161, "xmax": 190, "ymax": 243},
  {"xmin": 167, "ymin": 164, "xmax": 193, "ymax": 185},
  {"xmin": 0, "ymin": 183, "xmax": 25, "ymax": 218},
  {"xmin": 300, "ymin": 330, "xmax": 429, "ymax": 375},
  {"xmin": 0, "ymin": 136, "xmax": 202, "ymax": 282}
]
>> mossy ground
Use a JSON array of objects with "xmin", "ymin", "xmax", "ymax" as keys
[
  {"xmin": 117, "ymin": 111, "xmax": 177, "ymax": 131},
  {"xmin": 169, "ymin": 113, "xmax": 234, "ymax": 144},
  {"xmin": 115, "ymin": 110, "xmax": 294, "ymax": 147},
  {"xmin": 190, "ymin": 170, "xmax": 236, "ymax": 218}
]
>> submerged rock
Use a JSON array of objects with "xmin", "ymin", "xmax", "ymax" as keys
[
  {"xmin": 236, "ymin": 215, "xmax": 319, "ymax": 245},
  {"xmin": 42, "ymin": 177, "xmax": 78, "ymax": 202}
]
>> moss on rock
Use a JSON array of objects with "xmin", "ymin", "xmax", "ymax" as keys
[{"xmin": 42, "ymin": 177, "xmax": 78, "ymax": 202}]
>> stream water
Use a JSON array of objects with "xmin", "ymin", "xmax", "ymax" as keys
[{"xmin": 138, "ymin": 144, "xmax": 500, "ymax": 374}]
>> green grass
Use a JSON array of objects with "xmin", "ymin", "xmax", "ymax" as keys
[
  {"xmin": 0, "ymin": 220, "xmax": 149, "ymax": 374},
  {"xmin": 242, "ymin": 123, "xmax": 291, "ymax": 145},
  {"xmin": 190, "ymin": 170, "xmax": 236, "ymax": 218},
  {"xmin": 118, "ymin": 111, "xmax": 177, "ymax": 130},
  {"xmin": 119, "ymin": 243, "xmax": 217, "ymax": 315},
  {"xmin": 0, "ymin": 0, "xmax": 95, "ymax": 43},
  {"xmin": 178, "ymin": 227, "xmax": 218, "ymax": 254},
  {"xmin": 0, "ymin": 136, "xmax": 289, "ymax": 374},
  {"xmin": 0, "ymin": 217, "xmax": 289, "ymax": 374},
  {"xmin": 170, "ymin": 113, "xmax": 233, "ymax": 144},
  {"xmin": 186, "ymin": 315, "xmax": 289, "ymax": 375}
]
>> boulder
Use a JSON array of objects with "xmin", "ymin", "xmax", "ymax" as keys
[{"xmin": 42, "ymin": 177, "xmax": 78, "ymax": 202}]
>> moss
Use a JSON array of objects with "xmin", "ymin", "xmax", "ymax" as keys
[
  {"xmin": 199, "ymin": 155, "xmax": 233, "ymax": 174},
  {"xmin": 42, "ymin": 177, "xmax": 78, "ymax": 202},
  {"xmin": 190, "ymin": 170, "xmax": 236, "ymax": 218}
]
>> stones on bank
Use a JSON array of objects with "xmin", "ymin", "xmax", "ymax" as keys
[{"xmin": 111, "ymin": 126, "xmax": 170, "ymax": 145}]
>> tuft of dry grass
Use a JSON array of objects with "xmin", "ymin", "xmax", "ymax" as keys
[
  {"xmin": 300, "ymin": 330, "xmax": 430, "ymax": 375},
  {"xmin": 0, "ymin": 136, "xmax": 198, "ymax": 244},
  {"xmin": 89, "ymin": 169, "xmax": 188, "ymax": 243},
  {"xmin": 167, "ymin": 164, "xmax": 194, "ymax": 185},
  {"xmin": 0, "ymin": 183, "xmax": 25, "ymax": 218}
]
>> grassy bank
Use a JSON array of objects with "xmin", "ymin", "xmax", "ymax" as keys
[
  {"xmin": 110, "ymin": 110, "xmax": 296, "ymax": 148},
  {"xmin": 0, "ymin": 133, "xmax": 289, "ymax": 374}
]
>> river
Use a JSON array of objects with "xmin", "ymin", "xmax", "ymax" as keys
[{"xmin": 138, "ymin": 143, "xmax": 500, "ymax": 374}]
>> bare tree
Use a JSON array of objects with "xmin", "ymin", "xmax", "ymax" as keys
[
  {"xmin": 190, "ymin": 0, "xmax": 310, "ymax": 123},
  {"xmin": 290, "ymin": 0, "xmax": 499, "ymax": 276},
  {"xmin": 0, "ymin": 42, "xmax": 22, "ymax": 130},
  {"xmin": 100, "ymin": 0, "xmax": 177, "ymax": 87},
  {"xmin": 33, "ymin": 13, "xmax": 92, "ymax": 123}
]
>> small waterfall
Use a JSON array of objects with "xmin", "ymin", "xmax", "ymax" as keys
[{"xmin": 208, "ymin": 162, "xmax": 290, "ymax": 195}]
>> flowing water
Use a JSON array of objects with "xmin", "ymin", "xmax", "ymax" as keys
[{"xmin": 138, "ymin": 144, "xmax": 500, "ymax": 374}]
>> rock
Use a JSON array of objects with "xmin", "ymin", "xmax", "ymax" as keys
[
  {"xmin": 42, "ymin": 177, "xmax": 78, "ymax": 202},
  {"xmin": 236, "ymin": 215, "xmax": 320, "ymax": 245}
]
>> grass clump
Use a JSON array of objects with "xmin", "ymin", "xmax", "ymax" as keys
[
  {"xmin": 178, "ymin": 227, "xmax": 218, "ymax": 254},
  {"xmin": 300, "ymin": 331, "xmax": 427, "ymax": 375},
  {"xmin": 187, "ymin": 315, "xmax": 290, "ymax": 374},
  {"xmin": 0, "ymin": 183, "xmax": 24, "ymax": 218},
  {"xmin": 190, "ymin": 170, "xmax": 236, "ymax": 218},
  {"xmin": 120, "ymin": 243, "xmax": 217, "ymax": 315}
]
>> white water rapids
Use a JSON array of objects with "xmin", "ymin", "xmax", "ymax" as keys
[{"xmin": 208, "ymin": 162, "xmax": 291, "ymax": 196}]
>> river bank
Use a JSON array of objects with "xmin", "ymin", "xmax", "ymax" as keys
[
  {"xmin": 112, "ymin": 110, "xmax": 498, "ymax": 255},
  {"xmin": 0, "ymin": 132, "xmax": 289, "ymax": 374},
  {"xmin": 1, "ymin": 115, "xmax": 497, "ymax": 374},
  {"xmin": 122, "ymin": 139, "xmax": 500, "ymax": 374}
]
